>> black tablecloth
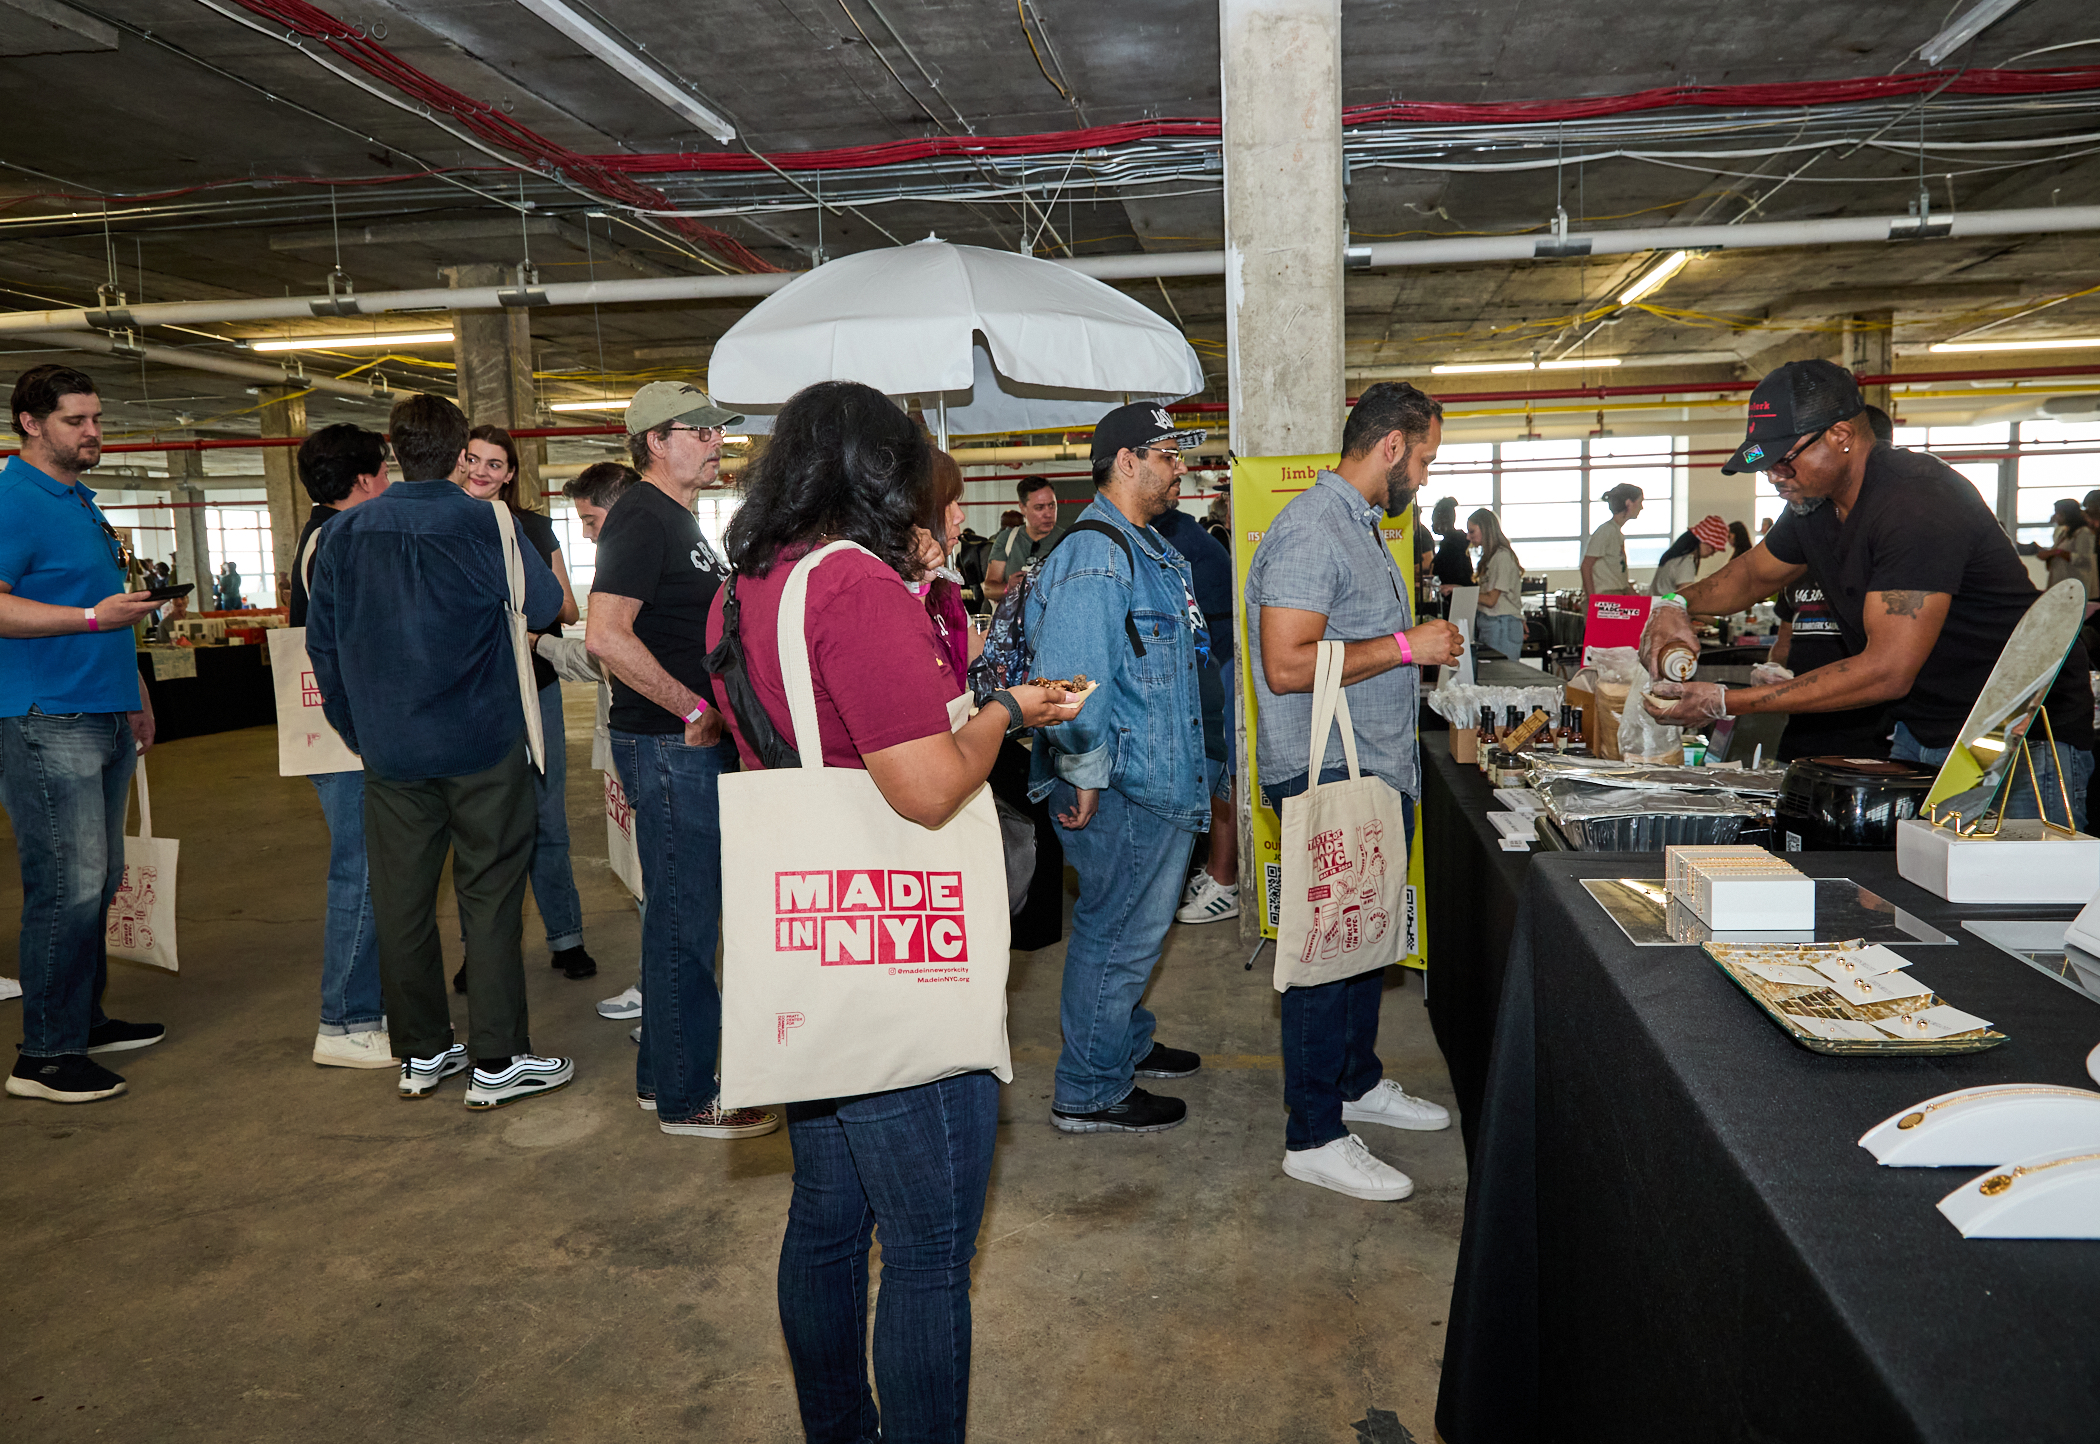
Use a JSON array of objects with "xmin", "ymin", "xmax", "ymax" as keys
[
  {"xmin": 1422, "ymin": 743, "xmax": 1534, "ymax": 1156},
  {"xmin": 138, "ymin": 646, "xmax": 276, "ymax": 743},
  {"xmin": 1436, "ymin": 852, "xmax": 2100, "ymax": 1444}
]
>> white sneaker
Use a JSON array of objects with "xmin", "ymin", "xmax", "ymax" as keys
[
  {"xmin": 399, "ymin": 1043, "xmax": 469, "ymax": 1099},
  {"xmin": 1176, "ymin": 871, "xmax": 1241, "ymax": 924},
  {"xmin": 464, "ymin": 1054, "xmax": 575, "ymax": 1109},
  {"xmin": 630, "ymin": 1024, "xmax": 642, "ymax": 1044},
  {"xmin": 1181, "ymin": 867, "xmax": 1207, "ymax": 904},
  {"xmin": 0, "ymin": 977, "xmax": 21, "ymax": 1002},
  {"xmin": 597, "ymin": 984, "xmax": 642, "ymax": 1020},
  {"xmin": 1281, "ymin": 1133, "xmax": 1414, "ymax": 1201},
  {"xmin": 1342, "ymin": 1078, "xmax": 1451, "ymax": 1132},
  {"xmin": 313, "ymin": 1029, "xmax": 397, "ymax": 1070}
]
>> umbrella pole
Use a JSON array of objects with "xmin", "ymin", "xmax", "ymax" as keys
[{"xmin": 938, "ymin": 394, "xmax": 949, "ymax": 450}]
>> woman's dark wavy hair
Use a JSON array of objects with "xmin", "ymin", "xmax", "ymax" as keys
[{"xmin": 725, "ymin": 380, "xmax": 930, "ymax": 578}]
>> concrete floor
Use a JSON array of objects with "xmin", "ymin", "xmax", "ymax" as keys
[{"xmin": 0, "ymin": 684, "xmax": 1464, "ymax": 1444}]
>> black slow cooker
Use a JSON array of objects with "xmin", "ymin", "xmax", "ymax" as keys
[{"xmin": 1776, "ymin": 757, "xmax": 1936, "ymax": 851}]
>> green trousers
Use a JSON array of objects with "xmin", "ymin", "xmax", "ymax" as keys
[{"xmin": 364, "ymin": 735, "xmax": 537, "ymax": 1063}]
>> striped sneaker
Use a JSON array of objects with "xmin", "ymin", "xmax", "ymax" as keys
[
  {"xmin": 398, "ymin": 1044, "xmax": 469, "ymax": 1099},
  {"xmin": 659, "ymin": 1103, "xmax": 779, "ymax": 1138},
  {"xmin": 1175, "ymin": 870, "xmax": 1240, "ymax": 925},
  {"xmin": 464, "ymin": 1055, "xmax": 575, "ymax": 1110}
]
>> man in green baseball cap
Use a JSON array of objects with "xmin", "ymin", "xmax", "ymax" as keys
[{"xmin": 623, "ymin": 381, "xmax": 743, "ymax": 444}]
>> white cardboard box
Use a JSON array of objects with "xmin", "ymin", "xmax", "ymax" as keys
[
  {"xmin": 1896, "ymin": 816, "xmax": 2100, "ymax": 905},
  {"xmin": 1693, "ymin": 875, "xmax": 1817, "ymax": 930}
]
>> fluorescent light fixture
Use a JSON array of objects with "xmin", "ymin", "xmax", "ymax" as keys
[
  {"xmin": 1430, "ymin": 358, "xmax": 1622, "ymax": 375},
  {"xmin": 1929, "ymin": 337, "xmax": 2100, "ymax": 354},
  {"xmin": 1617, "ymin": 250, "xmax": 1692, "ymax": 307},
  {"xmin": 513, "ymin": 0, "xmax": 736, "ymax": 143},
  {"xmin": 1920, "ymin": 0, "xmax": 2024, "ymax": 66},
  {"xmin": 251, "ymin": 331, "xmax": 453, "ymax": 352},
  {"xmin": 549, "ymin": 398, "xmax": 633, "ymax": 412}
]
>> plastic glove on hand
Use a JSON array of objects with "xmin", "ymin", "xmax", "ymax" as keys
[
  {"xmin": 1749, "ymin": 662, "xmax": 1796, "ymax": 687},
  {"xmin": 1643, "ymin": 679, "xmax": 1729, "ymax": 724}
]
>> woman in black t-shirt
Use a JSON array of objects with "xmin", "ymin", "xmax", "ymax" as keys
[
  {"xmin": 1429, "ymin": 496, "xmax": 1475, "ymax": 616},
  {"xmin": 458, "ymin": 425, "xmax": 596, "ymax": 983}
]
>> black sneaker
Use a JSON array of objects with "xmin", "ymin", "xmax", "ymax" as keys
[
  {"xmin": 85, "ymin": 1018, "xmax": 165, "ymax": 1054},
  {"xmin": 1051, "ymin": 1087, "xmax": 1187, "ymax": 1134},
  {"xmin": 551, "ymin": 945, "xmax": 598, "ymax": 981},
  {"xmin": 6, "ymin": 1053, "xmax": 126, "ymax": 1103},
  {"xmin": 1133, "ymin": 1042, "xmax": 1201, "ymax": 1079}
]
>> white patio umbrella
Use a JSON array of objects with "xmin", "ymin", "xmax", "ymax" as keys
[{"xmin": 708, "ymin": 237, "xmax": 1204, "ymax": 444}]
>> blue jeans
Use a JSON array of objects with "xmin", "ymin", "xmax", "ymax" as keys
[
  {"xmin": 530, "ymin": 684, "xmax": 584, "ymax": 951},
  {"xmin": 778, "ymin": 1071, "xmax": 999, "ymax": 1444},
  {"xmin": 309, "ymin": 769, "xmax": 385, "ymax": 1034},
  {"xmin": 611, "ymin": 729, "xmax": 735, "ymax": 1118},
  {"xmin": 1891, "ymin": 721, "xmax": 2094, "ymax": 831},
  {"xmin": 1050, "ymin": 781, "xmax": 1199, "ymax": 1112},
  {"xmin": 1475, "ymin": 612, "xmax": 1523, "ymax": 660},
  {"xmin": 0, "ymin": 710, "xmax": 133, "ymax": 1058},
  {"xmin": 1265, "ymin": 767, "xmax": 1416, "ymax": 1151}
]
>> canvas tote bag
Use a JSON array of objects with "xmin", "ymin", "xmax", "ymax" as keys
[
  {"xmin": 106, "ymin": 757, "xmax": 180, "ymax": 972},
  {"xmin": 488, "ymin": 500, "xmax": 547, "ymax": 774},
  {"xmin": 1274, "ymin": 641, "xmax": 1410, "ymax": 992},
  {"xmin": 270, "ymin": 528, "xmax": 362, "ymax": 777},
  {"xmin": 717, "ymin": 541, "xmax": 1013, "ymax": 1109},
  {"xmin": 605, "ymin": 772, "xmax": 645, "ymax": 902}
]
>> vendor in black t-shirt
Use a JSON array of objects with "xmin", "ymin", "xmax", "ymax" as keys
[
  {"xmin": 459, "ymin": 425, "xmax": 597, "ymax": 983},
  {"xmin": 1770, "ymin": 580, "xmax": 1892, "ymax": 761},
  {"xmin": 583, "ymin": 381, "xmax": 775, "ymax": 1139},
  {"xmin": 1641, "ymin": 360, "xmax": 2095, "ymax": 826}
]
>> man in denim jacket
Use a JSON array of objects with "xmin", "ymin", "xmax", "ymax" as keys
[{"xmin": 1027, "ymin": 403, "xmax": 1213, "ymax": 1135}]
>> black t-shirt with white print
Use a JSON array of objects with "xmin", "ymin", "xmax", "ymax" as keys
[{"xmin": 589, "ymin": 480, "xmax": 729, "ymax": 735}]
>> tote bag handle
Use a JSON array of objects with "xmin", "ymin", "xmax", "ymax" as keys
[
  {"xmin": 1304, "ymin": 639, "xmax": 1363, "ymax": 785},
  {"xmin": 774, "ymin": 540, "xmax": 868, "ymax": 772},
  {"xmin": 132, "ymin": 756, "xmax": 154, "ymax": 840}
]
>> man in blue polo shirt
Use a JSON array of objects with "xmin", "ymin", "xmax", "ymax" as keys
[{"xmin": 0, "ymin": 365, "xmax": 167, "ymax": 1104}]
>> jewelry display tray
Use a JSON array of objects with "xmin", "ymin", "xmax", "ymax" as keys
[
  {"xmin": 1701, "ymin": 939, "xmax": 2008, "ymax": 1058},
  {"xmin": 1579, "ymin": 876, "xmax": 1957, "ymax": 948}
]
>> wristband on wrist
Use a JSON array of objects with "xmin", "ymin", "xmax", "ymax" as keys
[
  {"xmin": 682, "ymin": 700, "xmax": 708, "ymax": 724},
  {"xmin": 1392, "ymin": 629, "xmax": 1413, "ymax": 665},
  {"xmin": 85, "ymin": 607, "xmax": 99, "ymax": 633},
  {"xmin": 989, "ymin": 689, "xmax": 1025, "ymax": 733},
  {"xmin": 1653, "ymin": 592, "xmax": 1687, "ymax": 611}
]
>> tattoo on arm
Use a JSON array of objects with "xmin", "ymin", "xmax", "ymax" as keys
[{"xmin": 1882, "ymin": 589, "xmax": 1928, "ymax": 618}]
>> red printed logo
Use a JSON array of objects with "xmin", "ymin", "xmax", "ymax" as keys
[
  {"xmin": 775, "ymin": 869, "xmax": 968, "ymax": 966},
  {"xmin": 776, "ymin": 1012, "xmax": 805, "ymax": 1045}
]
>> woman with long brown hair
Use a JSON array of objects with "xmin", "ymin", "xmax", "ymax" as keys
[{"xmin": 1467, "ymin": 507, "xmax": 1525, "ymax": 659}]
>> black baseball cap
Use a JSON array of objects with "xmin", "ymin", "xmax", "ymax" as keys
[
  {"xmin": 1089, "ymin": 402, "xmax": 1207, "ymax": 464},
  {"xmin": 1721, "ymin": 360, "xmax": 1866, "ymax": 474}
]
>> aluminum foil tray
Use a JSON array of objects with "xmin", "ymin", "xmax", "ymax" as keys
[{"xmin": 1559, "ymin": 812, "xmax": 1751, "ymax": 850}]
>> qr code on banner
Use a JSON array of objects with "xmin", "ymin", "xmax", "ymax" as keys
[{"xmin": 1264, "ymin": 863, "xmax": 1282, "ymax": 928}]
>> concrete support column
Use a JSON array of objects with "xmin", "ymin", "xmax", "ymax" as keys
[
  {"xmin": 446, "ymin": 263, "xmax": 544, "ymax": 511},
  {"xmin": 1846, "ymin": 310, "xmax": 1895, "ymax": 416},
  {"xmin": 169, "ymin": 444, "xmax": 211, "ymax": 595},
  {"xmin": 258, "ymin": 385, "xmax": 306, "ymax": 604},
  {"xmin": 1219, "ymin": 0, "xmax": 1346, "ymax": 458},
  {"xmin": 1220, "ymin": 0, "xmax": 1346, "ymax": 942}
]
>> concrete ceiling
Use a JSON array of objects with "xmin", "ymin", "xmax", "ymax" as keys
[{"xmin": 2, "ymin": 0, "xmax": 2097, "ymax": 447}]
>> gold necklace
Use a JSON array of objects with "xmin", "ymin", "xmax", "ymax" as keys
[
  {"xmin": 1897, "ymin": 1085, "xmax": 2097, "ymax": 1130},
  {"xmin": 1978, "ymin": 1150, "xmax": 2100, "ymax": 1196}
]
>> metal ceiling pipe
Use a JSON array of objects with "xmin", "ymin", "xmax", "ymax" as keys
[
  {"xmin": 39, "ymin": 330, "xmax": 402, "ymax": 401},
  {"xmin": 4, "ymin": 203, "xmax": 2100, "ymax": 336}
]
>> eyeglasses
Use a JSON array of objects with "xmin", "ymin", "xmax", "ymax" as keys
[
  {"xmin": 74, "ymin": 492, "xmax": 133, "ymax": 576},
  {"xmin": 1136, "ymin": 446, "xmax": 1183, "ymax": 463},
  {"xmin": 1774, "ymin": 427, "xmax": 1829, "ymax": 471},
  {"xmin": 667, "ymin": 424, "xmax": 724, "ymax": 442}
]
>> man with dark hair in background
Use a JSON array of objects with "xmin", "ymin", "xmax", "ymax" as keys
[
  {"xmin": 0, "ymin": 364, "xmax": 165, "ymax": 1104},
  {"xmin": 307, "ymin": 392, "xmax": 573, "ymax": 1110},
  {"xmin": 1247, "ymin": 381, "xmax": 1461, "ymax": 1201},
  {"xmin": 984, "ymin": 473, "xmax": 1065, "ymax": 604},
  {"xmin": 588, "ymin": 383, "xmax": 777, "ymax": 1141},
  {"xmin": 291, "ymin": 423, "xmax": 395, "ymax": 1069}
]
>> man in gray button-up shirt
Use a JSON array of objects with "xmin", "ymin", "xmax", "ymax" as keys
[{"xmin": 1245, "ymin": 381, "xmax": 1463, "ymax": 1202}]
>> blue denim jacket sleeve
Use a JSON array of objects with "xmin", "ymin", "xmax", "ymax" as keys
[
  {"xmin": 521, "ymin": 538, "xmax": 561, "ymax": 631},
  {"xmin": 1026, "ymin": 560, "xmax": 1127, "ymax": 789},
  {"xmin": 304, "ymin": 541, "xmax": 358, "ymax": 754}
]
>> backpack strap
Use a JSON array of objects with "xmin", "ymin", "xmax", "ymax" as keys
[
  {"xmin": 1066, "ymin": 518, "xmax": 1148, "ymax": 657},
  {"xmin": 700, "ymin": 574, "xmax": 802, "ymax": 771}
]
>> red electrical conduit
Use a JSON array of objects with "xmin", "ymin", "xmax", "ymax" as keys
[
  {"xmin": 598, "ymin": 66, "xmax": 2100, "ymax": 176},
  {"xmin": 214, "ymin": 0, "xmax": 780, "ymax": 273}
]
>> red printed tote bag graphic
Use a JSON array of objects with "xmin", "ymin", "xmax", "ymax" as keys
[
  {"xmin": 106, "ymin": 758, "xmax": 180, "ymax": 973},
  {"xmin": 1275, "ymin": 642, "xmax": 1409, "ymax": 991},
  {"xmin": 717, "ymin": 541, "xmax": 1012, "ymax": 1108}
]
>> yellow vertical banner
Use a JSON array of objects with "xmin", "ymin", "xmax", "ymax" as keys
[{"xmin": 1231, "ymin": 456, "xmax": 1426, "ymax": 971}]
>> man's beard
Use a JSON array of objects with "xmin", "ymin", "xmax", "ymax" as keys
[
  {"xmin": 1787, "ymin": 495, "xmax": 1827, "ymax": 516},
  {"xmin": 54, "ymin": 441, "xmax": 99, "ymax": 473},
  {"xmin": 1382, "ymin": 460, "xmax": 1417, "ymax": 518}
]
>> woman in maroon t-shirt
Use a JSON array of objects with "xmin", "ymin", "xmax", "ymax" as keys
[{"xmin": 707, "ymin": 381, "xmax": 1073, "ymax": 1443}]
